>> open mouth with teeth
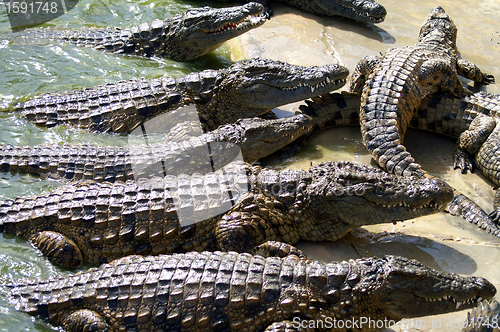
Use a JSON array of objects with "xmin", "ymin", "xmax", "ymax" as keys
[
  {"xmin": 206, "ymin": 13, "xmax": 266, "ymax": 35},
  {"xmin": 377, "ymin": 200, "xmax": 442, "ymax": 211},
  {"xmin": 383, "ymin": 281, "xmax": 496, "ymax": 319},
  {"xmin": 385, "ymin": 292, "xmax": 493, "ymax": 320},
  {"xmin": 417, "ymin": 294, "xmax": 488, "ymax": 314},
  {"xmin": 281, "ymin": 77, "xmax": 347, "ymax": 94},
  {"xmin": 346, "ymin": 8, "xmax": 386, "ymax": 23}
]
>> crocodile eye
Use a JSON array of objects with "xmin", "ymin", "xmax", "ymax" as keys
[
  {"xmin": 246, "ymin": 66, "xmax": 268, "ymax": 74},
  {"xmin": 386, "ymin": 270, "xmax": 415, "ymax": 282}
]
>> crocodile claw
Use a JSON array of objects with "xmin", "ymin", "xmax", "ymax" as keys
[
  {"xmin": 489, "ymin": 209, "xmax": 500, "ymax": 225},
  {"xmin": 483, "ymin": 74, "xmax": 496, "ymax": 85},
  {"xmin": 453, "ymin": 148, "xmax": 474, "ymax": 174},
  {"xmin": 490, "ymin": 191, "xmax": 500, "ymax": 225}
]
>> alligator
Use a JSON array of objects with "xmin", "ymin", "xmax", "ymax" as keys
[
  {"xmin": 463, "ymin": 300, "xmax": 500, "ymax": 332},
  {"xmin": 12, "ymin": 57, "xmax": 348, "ymax": 134},
  {"xmin": 0, "ymin": 160, "xmax": 452, "ymax": 268},
  {"xmin": 0, "ymin": 111, "xmax": 320, "ymax": 182},
  {"xmin": 14, "ymin": 3, "xmax": 267, "ymax": 61},
  {"xmin": 7, "ymin": 252, "xmax": 495, "ymax": 332},
  {"xmin": 348, "ymin": 6, "xmax": 494, "ymax": 178}
]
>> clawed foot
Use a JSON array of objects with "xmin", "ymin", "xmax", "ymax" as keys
[
  {"xmin": 482, "ymin": 74, "xmax": 496, "ymax": 85},
  {"xmin": 453, "ymin": 149, "xmax": 474, "ymax": 174},
  {"xmin": 490, "ymin": 190, "xmax": 500, "ymax": 225},
  {"xmin": 489, "ymin": 209, "xmax": 500, "ymax": 225},
  {"xmin": 252, "ymin": 241, "xmax": 307, "ymax": 259}
]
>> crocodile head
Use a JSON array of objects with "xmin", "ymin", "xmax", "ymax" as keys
[
  {"xmin": 168, "ymin": 3, "xmax": 267, "ymax": 60},
  {"xmin": 210, "ymin": 58, "xmax": 349, "ymax": 125},
  {"xmin": 326, "ymin": 255, "xmax": 496, "ymax": 323},
  {"xmin": 282, "ymin": 161, "xmax": 454, "ymax": 241},
  {"xmin": 234, "ymin": 114, "xmax": 315, "ymax": 163},
  {"xmin": 418, "ymin": 6, "xmax": 457, "ymax": 49},
  {"xmin": 313, "ymin": 0, "xmax": 387, "ymax": 23}
]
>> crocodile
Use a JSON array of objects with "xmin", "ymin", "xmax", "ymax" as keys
[
  {"xmin": 0, "ymin": 111, "xmax": 319, "ymax": 182},
  {"xmin": 0, "ymin": 160, "xmax": 452, "ymax": 268},
  {"xmin": 271, "ymin": 91, "xmax": 500, "ymax": 238},
  {"xmin": 231, "ymin": 0, "xmax": 387, "ymax": 22},
  {"xmin": 14, "ymin": 3, "xmax": 267, "ymax": 61},
  {"xmin": 349, "ymin": 6, "xmax": 494, "ymax": 178},
  {"xmin": 463, "ymin": 300, "xmax": 500, "ymax": 332},
  {"xmin": 7, "ymin": 252, "xmax": 496, "ymax": 331},
  {"xmin": 12, "ymin": 57, "xmax": 348, "ymax": 134},
  {"xmin": 414, "ymin": 92, "xmax": 500, "ymax": 224},
  {"xmin": 7, "ymin": 90, "xmax": 500, "ymax": 232}
]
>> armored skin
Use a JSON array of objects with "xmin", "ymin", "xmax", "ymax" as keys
[
  {"xmin": 349, "ymin": 6, "xmax": 494, "ymax": 177},
  {"xmin": 284, "ymin": 91, "xmax": 500, "ymax": 238},
  {"xmin": 7, "ymin": 252, "xmax": 496, "ymax": 331},
  {"xmin": 13, "ymin": 58, "xmax": 348, "ymax": 134},
  {"xmin": 0, "ymin": 112, "xmax": 319, "ymax": 182},
  {"xmin": 226, "ymin": 0, "xmax": 387, "ymax": 22},
  {"xmin": 15, "ymin": 3, "xmax": 267, "ymax": 61},
  {"xmin": 0, "ymin": 161, "xmax": 453, "ymax": 268}
]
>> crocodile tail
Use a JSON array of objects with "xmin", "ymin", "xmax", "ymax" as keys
[
  {"xmin": 360, "ymin": 101, "xmax": 424, "ymax": 177},
  {"xmin": 7, "ymin": 275, "xmax": 62, "ymax": 318},
  {"xmin": 17, "ymin": 26, "xmax": 139, "ymax": 54},
  {"xmin": 0, "ymin": 143, "xmax": 137, "ymax": 182},
  {"xmin": 15, "ymin": 76, "xmax": 185, "ymax": 134},
  {"xmin": 447, "ymin": 189, "xmax": 500, "ymax": 237},
  {"xmin": 0, "ymin": 197, "xmax": 26, "ymax": 234},
  {"xmin": 0, "ymin": 144, "xmax": 43, "ymax": 178}
]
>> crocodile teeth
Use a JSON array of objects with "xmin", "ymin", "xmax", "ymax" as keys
[{"xmin": 456, "ymin": 301, "xmax": 461, "ymax": 309}]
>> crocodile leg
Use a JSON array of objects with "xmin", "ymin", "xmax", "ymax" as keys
[
  {"xmin": 251, "ymin": 241, "xmax": 307, "ymax": 259},
  {"xmin": 453, "ymin": 115, "xmax": 500, "ymax": 224},
  {"xmin": 349, "ymin": 54, "xmax": 380, "ymax": 94},
  {"xmin": 215, "ymin": 210, "xmax": 288, "ymax": 252},
  {"xmin": 296, "ymin": 92, "xmax": 500, "ymax": 238},
  {"xmin": 60, "ymin": 310, "xmax": 111, "ymax": 332},
  {"xmin": 419, "ymin": 59, "xmax": 469, "ymax": 99},
  {"xmin": 28, "ymin": 231, "xmax": 83, "ymax": 268},
  {"xmin": 454, "ymin": 114, "xmax": 496, "ymax": 173},
  {"xmin": 456, "ymin": 58, "xmax": 496, "ymax": 84}
]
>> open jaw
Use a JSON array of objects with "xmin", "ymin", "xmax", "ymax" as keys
[
  {"xmin": 379, "ymin": 257, "xmax": 496, "ymax": 319},
  {"xmin": 282, "ymin": 76, "xmax": 348, "ymax": 95},
  {"xmin": 394, "ymin": 291, "xmax": 495, "ymax": 318},
  {"xmin": 258, "ymin": 75, "xmax": 348, "ymax": 106},
  {"xmin": 376, "ymin": 200, "xmax": 445, "ymax": 215},
  {"xmin": 206, "ymin": 15, "xmax": 266, "ymax": 36},
  {"xmin": 338, "ymin": 195, "xmax": 448, "ymax": 227},
  {"xmin": 237, "ymin": 70, "xmax": 348, "ymax": 112},
  {"xmin": 205, "ymin": 4, "xmax": 266, "ymax": 36},
  {"xmin": 367, "ymin": 176, "xmax": 454, "ymax": 213}
]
